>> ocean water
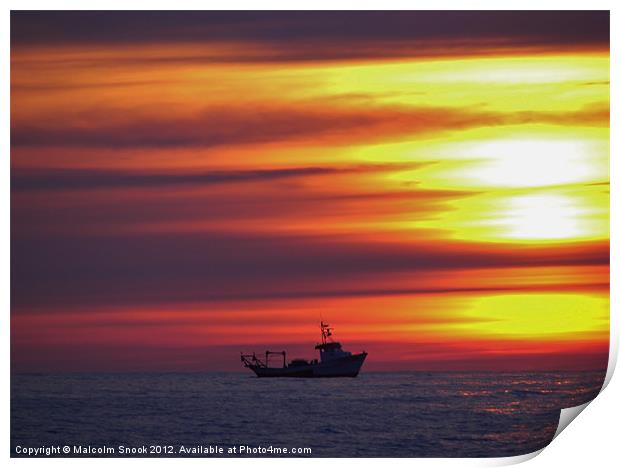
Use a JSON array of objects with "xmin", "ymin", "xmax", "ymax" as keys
[{"xmin": 11, "ymin": 371, "xmax": 605, "ymax": 458}]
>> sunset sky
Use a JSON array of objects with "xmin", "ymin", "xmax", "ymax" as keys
[{"xmin": 10, "ymin": 11, "xmax": 609, "ymax": 372}]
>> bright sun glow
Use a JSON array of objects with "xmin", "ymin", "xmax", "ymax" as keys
[
  {"xmin": 490, "ymin": 193, "xmax": 591, "ymax": 240},
  {"xmin": 447, "ymin": 293, "xmax": 609, "ymax": 339},
  {"xmin": 441, "ymin": 137, "xmax": 608, "ymax": 189},
  {"xmin": 411, "ymin": 186, "xmax": 608, "ymax": 243}
]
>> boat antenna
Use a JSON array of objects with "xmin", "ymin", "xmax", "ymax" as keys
[{"xmin": 320, "ymin": 320, "xmax": 333, "ymax": 345}]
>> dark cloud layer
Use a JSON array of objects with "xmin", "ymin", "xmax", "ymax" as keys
[
  {"xmin": 10, "ymin": 105, "xmax": 501, "ymax": 149},
  {"xmin": 11, "ymin": 230, "xmax": 609, "ymax": 309},
  {"xmin": 11, "ymin": 11, "xmax": 609, "ymax": 52},
  {"xmin": 11, "ymin": 164, "xmax": 422, "ymax": 191}
]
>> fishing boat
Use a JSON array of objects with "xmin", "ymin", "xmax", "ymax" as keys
[{"xmin": 241, "ymin": 322, "xmax": 367, "ymax": 378}]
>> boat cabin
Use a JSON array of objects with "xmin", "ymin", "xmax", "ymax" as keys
[
  {"xmin": 315, "ymin": 322, "xmax": 353, "ymax": 362},
  {"xmin": 315, "ymin": 341, "xmax": 352, "ymax": 362}
]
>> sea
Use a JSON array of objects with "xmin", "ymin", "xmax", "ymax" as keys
[{"xmin": 11, "ymin": 371, "xmax": 605, "ymax": 458}]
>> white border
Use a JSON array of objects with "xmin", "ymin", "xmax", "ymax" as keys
[{"xmin": 3, "ymin": 2, "xmax": 617, "ymax": 467}]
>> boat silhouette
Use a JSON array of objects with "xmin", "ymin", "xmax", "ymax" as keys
[{"xmin": 241, "ymin": 322, "xmax": 367, "ymax": 377}]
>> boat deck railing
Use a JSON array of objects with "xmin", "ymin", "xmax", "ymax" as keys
[{"xmin": 240, "ymin": 350, "xmax": 286, "ymax": 368}]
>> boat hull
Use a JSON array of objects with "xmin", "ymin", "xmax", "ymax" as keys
[{"xmin": 248, "ymin": 352, "xmax": 367, "ymax": 378}]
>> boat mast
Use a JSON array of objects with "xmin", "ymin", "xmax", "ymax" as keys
[{"xmin": 320, "ymin": 321, "xmax": 333, "ymax": 345}]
